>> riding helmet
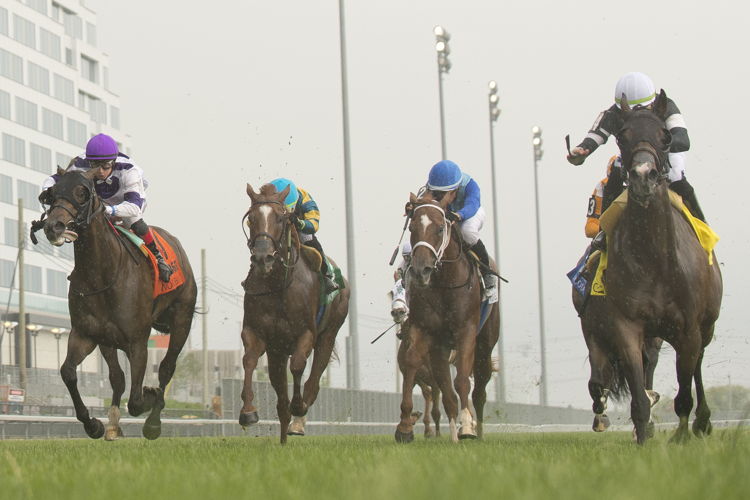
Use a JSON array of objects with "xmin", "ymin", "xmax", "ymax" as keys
[
  {"xmin": 269, "ymin": 178, "xmax": 299, "ymax": 210},
  {"xmin": 427, "ymin": 160, "xmax": 462, "ymax": 191},
  {"xmin": 85, "ymin": 134, "xmax": 119, "ymax": 161},
  {"xmin": 614, "ymin": 72, "xmax": 656, "ymax": 109}
]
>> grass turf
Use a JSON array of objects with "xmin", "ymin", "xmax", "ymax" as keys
[{"xmin": 1, "ymin": 429, "xmax": 748, "ymax": 500}]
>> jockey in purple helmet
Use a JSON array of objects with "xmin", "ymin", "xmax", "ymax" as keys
[
  {"xmin": 422, "ymin": 160, "xmax": 497, "ymax": 301},
  {"xmin": 41, "ymin": 133, "xmax": 173, "ymax": 282}
]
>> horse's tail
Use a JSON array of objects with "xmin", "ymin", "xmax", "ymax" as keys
[{"xmin": 608, "ymin": 354, "xmax": 630, "ymax": 400}]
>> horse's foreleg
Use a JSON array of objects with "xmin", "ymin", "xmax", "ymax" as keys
[
  {"xmin": 125, "ymin": 341, "xmax": 150, "ymax": 417},
  {"xmin": 454, "ymin": 325, "xmax": 478, "ymax": 440},
  {"xmin": 239, "ymin": 328, "xmax": 266, "ymax": 428},
  {"xmin": 471, "ymin": 338, "xmax": 494, "ymax": 440},
  {"xmin": 267, "ymin": 351, "xmax": 291, "ymax": 445},
  {"xmin": 302, "ymin": 307, "xmax": 347, "ymax": 417},
  {"xmin": 692, "ymin": 347, "xmax": 712, "ymax": 437},
  {"xmin": 396, "ymin": 326, "xmax": 430, "ymax": 443},
  {"xmin": 288, "ymin": 329, "xmax": 314, "ymax": 436},
  {"xmin": 586, "ymin": 335, "xmax": 614, "ymax": 432},
  {"xmin": 429, "ymin": 344, "xmax": 458, "ymax": 442},
  {"xmin": 60, "ymin": 330, "xmax": 102, "ymax": 439},
  {"xmin": 99, "ymin": 346, "xmax": 125, "ymax": 441},
  {"xmin": 431, "ymin": 384, "xmax": 442, "ymax": 437},
  {"xmin": 417, "ymin": 379, "xmax": 434, "ymax": 437},
  {"xmin": 671, "ymin": 334, "xmax": 701, "ymax": 443},
  {"xmin": 614, "ymin": 320, "xmax": 650, "ymax": 444}
]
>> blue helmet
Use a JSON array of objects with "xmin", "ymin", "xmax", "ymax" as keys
[
  {"xmin": 269, "ymin": 178, "xmax": 299, "ymax": 210},
  {"xmin": 427, "ymin": 160, "xmax": 462, "ymax": 191}
]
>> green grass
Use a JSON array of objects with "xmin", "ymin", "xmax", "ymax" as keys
[{"xmin": 1, "ymin": 429, "xmax": 748, "ymax": 500}]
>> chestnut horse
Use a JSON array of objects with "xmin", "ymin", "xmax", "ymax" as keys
[
  {"xmin": 37, "ymin": 167, "xmax": 196, "ymax": 440},
  {"xmin": 239, "ymin": 183, "xmax": 350, "ymax": 444},
  {"xmin": 605, "ymin": 90, "xmax": 722, "ymax": 443},
  {"xmin": 396, "ymin": 192, "xmax": 499, "ymax": 443}
]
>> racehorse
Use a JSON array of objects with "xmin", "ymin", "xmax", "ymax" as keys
[
  {"xmin": 572, "ymin": 276, "xmax": 663, "ymax": 434},
  {"xmin": 396, "ymin": 191, "xmax": 499, "ymax": 443},
  {"xmin": 605, "ymin": 90, "xmax": 722, "ymax": 444},
  {"xmin": 38, "ymin": 167, "xmax": 197, "ymax": 440},
  {"xmin": 239, "ymin": 183, "xmax": 350, "ymax": 444}
]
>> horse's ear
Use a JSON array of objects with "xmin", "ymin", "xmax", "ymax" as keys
[
  {"xmin": 620, "ymin": 93, "xmax": 631, "ymax": 112},
  {"xmin": 409, "ymin": 192, "xmax": 417, "ymax": 204},
  {"xmin": 57, "ymin": 165, "xmax": 66, "ymax": 176},
  {"xmin": 246, "ymin": 183, "xmax": 258, "ymax": 201},
  {"xmin": 653, "ymin": 89, "xmax": 668, "ymax": 119},
  {"xmin": 82, "ymin": 168, "xmax": 98, "ymax": 180},
  {"xmin": 278, "ymin": 184, "xmax": 291, "ymax": 202}
]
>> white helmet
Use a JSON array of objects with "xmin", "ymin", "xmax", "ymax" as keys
[
  {"xmin": 401, "ymin": 240, "xmax": 412, "ymax": 256},
  {"xmin": 614, "ymin": 72, "xmax": 656, "ymax": 109}
]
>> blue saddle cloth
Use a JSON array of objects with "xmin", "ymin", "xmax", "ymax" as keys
[{"xmin": 567, "ymin": 245, "xmax": 592, "ymax": 297}]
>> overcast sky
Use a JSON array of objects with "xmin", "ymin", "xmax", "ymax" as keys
[{"xmin": 94, "ymin": 0, "xmax": 749, "ymax": 408}]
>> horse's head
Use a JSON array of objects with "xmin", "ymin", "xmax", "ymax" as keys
[
  {"xmin": 616, "ymin": 89, "xmax": 672, "ymax": 206},
  {"xmin": 407, "ymin": 190, "xmax": 452, "ymax": 287},
  {"xmin": 245, "ymin": 182, "xmax": 293, "ymax": 275},
  {"xmin": 43, "ymin": 167, "xmax": 101, "ymax": 246}
]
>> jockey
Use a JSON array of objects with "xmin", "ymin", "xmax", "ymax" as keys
[
  {"xmin": 584, "ymin": 156, "xmax": 624, "ymax": 249},
  {"xmin": 41, "ymin": 133, "xmax": 173, "ymax": 282},
  {"xmin": 390, "ymin": 241, "xmax": 412, "ymax": 324},
  {"xmin": 567, "ymin": 72, "xmax": 706, "ymax": 221},
  {"xmin": 422, "ymin": 160, "xmax": 497, "ymax": 301},
  {"xmin": 269, "ymin": 178, "xmax": 339, "ymax": 294}
]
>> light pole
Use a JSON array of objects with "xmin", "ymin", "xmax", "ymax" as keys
[
  {"xmin": 51, "ymin": 327, "xmax": 67, "ymax": 368},
  {"xmin": 532, "ymin": 126, "xmax": 548, "ymax": 407},
  {"xmin": 27, "ymin": 324, "xmax": 42, "ymax": 369},
  {"xmin": 2, "ymin": 321, "xmax": 18, "ymax": 366},
  {"xmin": 488, "ymin": 81, "xmax": 505, "ymax": 404},
  {"xmin": 434, "ymin": 25, "xmax": 452, "ymax": 160}
]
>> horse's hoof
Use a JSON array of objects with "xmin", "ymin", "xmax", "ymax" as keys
[
  {"xmin": 394, "ymin": 429, "xmax": 414, "ymax": 443},
  {"xmin": 239, "ymin": 411, "xmax": 259, "ymax": 427},
  {"xmin": 85, "ymin": 418, "xmax": 105, "ymax": 439},
  {"xmin": 592, "ymin": 414, "xmax": 611, "ymax": 432},
  {"xmin": 142, "ymin": 423, "xmax": 162, "ymax": 440},
  {"xmin": 646, "ymin": 420, "xmax": 656, "ymax": 439},
  {"xmin": 104, "ymin": 426, "xmax": 123, "ymax": 441},
  {"xmin": 287, "ymin": 416, "xmax": 306, "ymax": 436},
  {"xmin": 458, "ymin": 431, "xmax": 477, "ymax": 440},
  {"xmin": 424, "ymin": 428, "xmax": 436, "ymax": 439}
]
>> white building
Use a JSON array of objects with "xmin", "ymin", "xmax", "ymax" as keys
[{"xmin": 0, "ymin": 0, "xmax": 131, "ymax": 374}]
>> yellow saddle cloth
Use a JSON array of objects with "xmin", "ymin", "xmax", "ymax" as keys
[{"xmin": 592, "ymin": 190, "xmax": 719, "ymax": 296}]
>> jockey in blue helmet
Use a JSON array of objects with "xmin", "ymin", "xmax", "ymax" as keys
[
  {"xmin": 269, "ymin": 178, "xmax": 339, "ymax": 293},
  {"xmin": 41, "ymin": 133, "xmax": 172, "ymax": 282},
  {"xmin": 423, "ymin": 160, "xmax": 497, "ymax": 301}
]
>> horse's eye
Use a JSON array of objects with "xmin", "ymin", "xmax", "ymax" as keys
[{"xmin": 437, "ymin": 226, "xmax": 444, "ymax": 234}]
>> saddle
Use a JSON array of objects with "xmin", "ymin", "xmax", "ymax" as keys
[
  {"xmin": 113, "ymin": 226, "xmax": 186, "ymax": 298},
  {"xmin": 300, "ymin": 245, "xmax": 323, "ymax": 272}
]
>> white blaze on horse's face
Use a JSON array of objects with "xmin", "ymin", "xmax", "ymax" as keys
[
  {"xmin": 634, "ymin": 162, "xmax": 652, "ymax": 178},
  {"xmin": 419, "ymin": 213, "xmax": 432, "ymax": 233},
  {"xmin": 258, "ymin": 205, "xmax": 272, "ymax": 234}
]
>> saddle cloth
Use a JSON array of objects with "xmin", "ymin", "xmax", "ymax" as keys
[
  {"xmin": 113, "ymin": 226, "xmax": 187, "ymax": 298},
  {"xmin": 591, "ymin": 190, "xmax": 719, "ymax": 296}
]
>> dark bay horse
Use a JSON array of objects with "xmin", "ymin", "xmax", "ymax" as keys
[
  {"xmin": 572, "ymin": 274, "xmax": 663, "ymax": 434},
  {"xmin": 605, "ymin": 90, "xmax": 722, "ymax": 444},
  {"xmin": 39, "ymin": 167, "xmax": 197, "ymax": 440},
  {"xmin": 396, "ymin": 192, "xmax": 499, "ymax": 443},
  {"xmin": 239, "ymin": 183, "xmax": 350, "ymax": 444}
]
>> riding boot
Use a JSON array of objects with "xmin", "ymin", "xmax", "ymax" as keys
[
  {"xmin": 146, "ymin": 241, "xmax": 173, "ymax": 283},
  {"xmin": 590, "ymin": 231, "xmax": 606, "ymax": 252},
  {"xmin": 470, "ymin": 239, "xmax": 497, "ymax": 301},
  {"xmin": 304, "ymin": 237, "xmax": 339, "ymax": 293},
  {"xmin": 669, "ymin": 178, "xmax": 706, "ymax": 222},
  {"xmin": 602, "ymin": 164, "xmax": 625, "ymax": 213}
]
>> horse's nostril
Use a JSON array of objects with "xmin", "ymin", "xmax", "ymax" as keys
[{"xmin": 53, "ymin": 221, "xmax": 65, "ymax": 233}]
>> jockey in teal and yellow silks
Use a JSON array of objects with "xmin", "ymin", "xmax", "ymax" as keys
[{"xmin": 269, "ymin": 178, "xmax": 339, "ymax": 293}]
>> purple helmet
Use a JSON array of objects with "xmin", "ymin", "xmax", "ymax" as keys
[{"xmin": 85, "ymin": 134, "xmax": 119, "ymax": 161}]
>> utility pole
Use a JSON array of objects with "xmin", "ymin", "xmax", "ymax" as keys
[
  {"xmin": 201, "ymin": 249, "xmax": 208, "ymax": 408},
  {"xmin": 18, "ymin": 199, "xmax": 27, "ymax": 390}
]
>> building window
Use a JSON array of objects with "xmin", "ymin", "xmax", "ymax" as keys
[
  {"xmin": 12, "ymin": 15, "xmax": 36, "ymax": 50},
  {"xmin": 86, "ymin": 22, "xmax": 96, "ymax": 46},
  {"xmin": 0, "ymin": 259, "xmax": 15, "ymax": 288},
  {"xmin": 2, "ymin": 134, "xmax": 25, "ymax": 166},
  {"xmin": 17, "ymin": 180, "xmax": 41, "ymax": 211},
  {"xmin": 4, "ymin": 218, "xmax": 18, "ymax": 247},
  {"xmin": 42, "ymin": 108, "xmax": 64, "ymax": 139},
  {"xmin": 0, "ymin": 174, "xmax": 12, "ymax": 204},
  {"xmin": 0, "ymin": 89, "xmax": 10, "ymax": 119},
  {"xmin": 63, "ymin": 12, "xmax": 82, "ymax": 39},
  {"xmin": 30, "ymin": 143, "xmax": 52, "ymax": 174},
  {"xmin": 0, "ymin": 8, "xmax": 8, "ymax": 36},
  {"xmin": 103, "ymin": 66, "xmax": 109, "ymax": 90},
  {"xmin": 40, "ymin": 28, "xmax": 61, "ymax": 62},
  {"xmin": 84, "ymin": 96, "xmax": 107, "ymax": 124},
  {"xmin": 27, "ymin": 0, "xmax": 49, "ymax": 16},
  {"xmin": 64, "ymin": 48, "xmax": 75, "ymax": 68},
  {"xmin": 53, "ymin": 74, "xmax": 74, "ymax": 105},
  {"xmin": 0, "ymin": 48, "xmax": 24, "ymax": 84},
  {"xmin": 55, "ymin": 152, "xmax": 72, "ymax": 170},
  {"xmin": 110, "ymin": 106, "xmax": 121, "ymax": 130},
  {"xmin": 24, "ymin": 264, "xmax": 43, "ymax": 294},
  {"xmin": 67, "ymin": 118, "xmax": 86, "ymax": 147},
  {"xmin": 28, "ymin": 62, "xmax": 50, "ymax": 95},
  {"xmin": 14, "ymin": 97, "xmax": 38, "ymax": 130},
  {"xmin": 80, "ymin": 55, "xmax": 98, "ymax": 83},
  {"xmin": 47, "ymin": 269, "xmax": 68, "ymax": 297}
]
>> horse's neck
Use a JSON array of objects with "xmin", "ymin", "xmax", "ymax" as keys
[
  {"xmin": 73, "ymin": 214, "xmax": 119, "ymax": 282},
  {"xmin": 619, "ymin": 188, "xmax": 677, "ymax": 268},
  {"xmin": 432, "ymin": 236, "xmax": 470, "ymax": 284}
]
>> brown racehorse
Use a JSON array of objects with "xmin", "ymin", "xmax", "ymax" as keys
[
  {"xmin": 572, "ymin": 264, "xmax": 663, "ymax": 434},
  {"xmin": 396, "ymin": 191, "xmax": 499, "ymax": 443},
  {"xmin": 239, "ymin": 183, "xmax": 350, "ymax": 444},
  {"xmin": 38, "ymin": 167, "xmax": 197, "ymax": 440},
  {"xmin": 605, "ymin": 90, "xmax": 722, "ymax": 444}
]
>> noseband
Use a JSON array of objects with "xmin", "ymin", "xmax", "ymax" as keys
[
  {"xmin": 242, "ymin": 200, "xmax": 296, "ymax": 266},
  {"xmin": 411, "ymin": 203, "xmax": 452, "ymax": 265}
]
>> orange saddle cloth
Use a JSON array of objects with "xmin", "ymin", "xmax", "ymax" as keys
[{"xmin": 146, "ymin": 231, "xmax": 186, "ymax": 298}]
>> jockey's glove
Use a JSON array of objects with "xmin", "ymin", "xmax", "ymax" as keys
[
  {"xmin": 446, "ymin": 211, "xmax": 461, "ymax": 222},
  {"xmin": 295, "ymin": 218, "xmax": 306, "ymax": 231}
]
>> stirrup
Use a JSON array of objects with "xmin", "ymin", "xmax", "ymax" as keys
[
  {"xmin": 157, "ymin": 259, "xmax": 173, "ymax": 283},
  {"xmin": 323, "ymin": 274, "xmax": 339, "ymax": 293}
]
